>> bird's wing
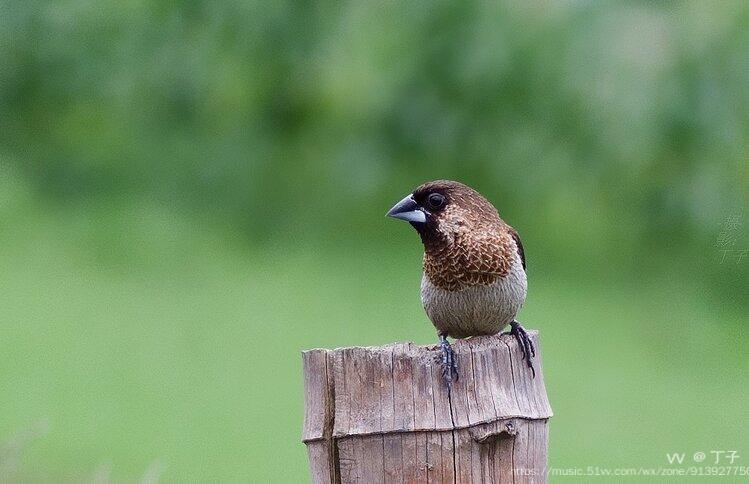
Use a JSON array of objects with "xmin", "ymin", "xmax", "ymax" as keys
[{"xmin": 508, "ymin": 227, "xmax": 526, "ymax": 271}]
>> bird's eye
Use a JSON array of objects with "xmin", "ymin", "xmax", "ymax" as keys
[{"xmin": 427, "ymin": 193, "xmax": 445, "ymax": 209}]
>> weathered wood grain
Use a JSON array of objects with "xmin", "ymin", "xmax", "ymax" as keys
[
  {"xmin": 302, "ymin": 331, "xmax": 552, "ymax": 483},
  {"xmin": 302, "ymin": 349, "xmax": 336, "ymax": 482}
]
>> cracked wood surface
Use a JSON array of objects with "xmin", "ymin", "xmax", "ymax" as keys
[{"xmin": 302, "ymin": 332, "xmax": 551, "ymax": 483}]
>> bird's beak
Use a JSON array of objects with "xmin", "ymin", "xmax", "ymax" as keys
[{"xmin": 386, "ymin": 194, "xmax": 427, "ymax": 224}]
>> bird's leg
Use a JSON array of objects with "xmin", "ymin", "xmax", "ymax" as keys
[
  {"xmin": 504, "ymin": 320, "xmax": 536, "ymax": 378},
  {"xmin": 438, "ymin": 332, "xmax": 459, "ymax": 383}
]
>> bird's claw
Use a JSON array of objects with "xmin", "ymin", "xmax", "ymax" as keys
[
  {"xmin": 438, "ymin": 333, "xmax": 458, "ymax": 384},
  {"xmin": 505, "ymin": 321, "xmax": 536, "ymax": 378}
]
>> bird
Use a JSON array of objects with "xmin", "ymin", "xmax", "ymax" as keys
[{"xmin": 386, "ymin": 180, "xmax": 535, "ymax": 382}]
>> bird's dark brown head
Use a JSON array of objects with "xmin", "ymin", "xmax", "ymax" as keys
[{"xmin": 386, "ymin": 180, "xmax": 502, "ymax": 250}]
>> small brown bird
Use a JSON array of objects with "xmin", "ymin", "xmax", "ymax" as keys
[{"xmin": 387, "ymin": 180, "xmax": 535, "ymax": 381}]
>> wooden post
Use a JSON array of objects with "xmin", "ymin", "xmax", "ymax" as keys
[{"xmin": 302, "ymin": 331, "xmax": 552, "ymax": 483}]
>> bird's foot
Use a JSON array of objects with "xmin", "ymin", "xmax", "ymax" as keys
[
  {"xmin": 437, "ymin": 333, "xmax": 458, "ymax": 384},
  {"xmin": 503, "ymin": 320, "xmax": 536, "ymax": 378}
]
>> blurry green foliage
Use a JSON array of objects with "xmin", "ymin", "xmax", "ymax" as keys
[{"xmin": 2, "ymin": 1, "xmax": 746, "ymax": 243}]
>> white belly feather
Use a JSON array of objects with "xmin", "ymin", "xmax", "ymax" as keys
[{"xmin": 420, "ymin": 253, "xmax": 527, "ymax": 338}]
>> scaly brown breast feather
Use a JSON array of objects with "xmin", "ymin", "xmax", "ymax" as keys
[{"xmin": 423, "ymin": 229, "xmax": 515, "ymax": 291}]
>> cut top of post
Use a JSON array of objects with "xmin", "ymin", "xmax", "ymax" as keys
[{"xmin": 302, "ymin": 332, "xmax": 552, "ymax": 442}]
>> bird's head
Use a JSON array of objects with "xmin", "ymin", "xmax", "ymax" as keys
[{"xmin": 386, "ymin": 180, "xmax": 501, "ymax": 249}]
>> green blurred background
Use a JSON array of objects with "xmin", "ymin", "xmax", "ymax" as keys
[{"xmin": 1, "ymin": 1, "xmax": 748, "ymax": 482}]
